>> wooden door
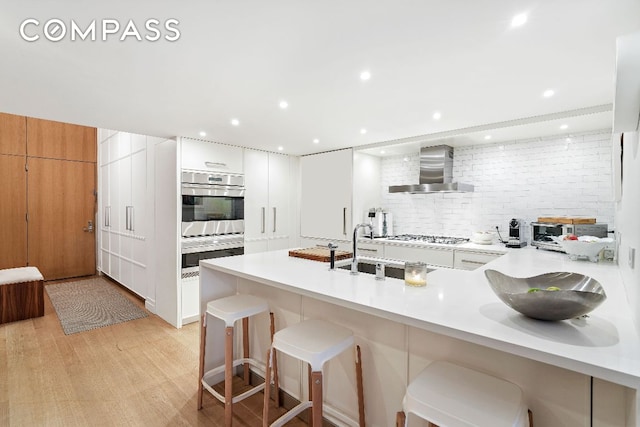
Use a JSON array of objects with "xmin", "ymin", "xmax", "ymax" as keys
[
  {"xmin": 27, "ymin": 158, "xmax": 96, "ymax": 280},
  {"xmin": 0, "ymin": 154, "xmax": 27, "ymax": 269},
  {"xmin": 26, "ymin": 118, "xmax": 96, "ymax": 162},
  {"xmin": 0, "ymin": 113, "xmax": 26, "ymax": 155}
]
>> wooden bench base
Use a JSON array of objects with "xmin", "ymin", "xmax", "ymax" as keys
[{"xmin": 0, "ymin": 279, "xmax": 44, "ymax": 324}]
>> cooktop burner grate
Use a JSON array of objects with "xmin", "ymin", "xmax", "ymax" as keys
[{"xmin": 386, "ymin": 234, "xmax": 470, "ymax": 245}]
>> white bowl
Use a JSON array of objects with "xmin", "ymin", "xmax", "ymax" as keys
[
  {"xmin": 556, "ymin": 236, "xmax": 613, "ymax": 262},
  {"xmin": 471, "ymin": 231, "xmax": 494, "ymax": 245}
]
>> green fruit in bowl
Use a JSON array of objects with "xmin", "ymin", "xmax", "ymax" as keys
[
  {"xmin": 546, "ymin": 286, "xmax": 561, "ymax": 291},
  {"xmin": 527, "ymin": 288, "xmax": 541, "ymax": 293}
]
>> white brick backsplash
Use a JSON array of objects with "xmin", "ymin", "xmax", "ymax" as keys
[{"xmin": 380, "ymin": 132, "xmax": 615, "ymax": 237}]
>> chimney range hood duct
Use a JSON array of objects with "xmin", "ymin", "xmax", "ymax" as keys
[{"xmin": 388, "ymin": 145, "xmax": 473, "ymax": 193}]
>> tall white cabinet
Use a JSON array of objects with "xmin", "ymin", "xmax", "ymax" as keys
[
  {"xmin": 244, "ymin": 149, "xmax": 294, "ymax": 253},
  {"xmin": 98, "ymin": 130, "xmax": 156, "ymax": 306},
  {"xmin": 300, "ymin": 148, "xmax": 353, "ymax": 243}
]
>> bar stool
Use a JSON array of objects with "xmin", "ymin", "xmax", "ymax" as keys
[
  {"xmin": 396, "ymin": 361, "xmax": 533, "ymax": 427},
  {"xmin": 262, "ymin": 319, "xmax": 365, "ymax": 427},
  {"xmin": 197, "ymin": 294, "xmax": 278, "ymax": 427}
]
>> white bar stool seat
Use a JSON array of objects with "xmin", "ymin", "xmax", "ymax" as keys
[
  {"xmin": 397, "ymin": 361, "xmax": 531, "ymax": 427},
  {"xmin": 263, "ymin": 319, "xmax": 365, "ymax": 427},
  {"xmin": 198, "ymin": 294, "xmax": 277, "ymax": 427}
]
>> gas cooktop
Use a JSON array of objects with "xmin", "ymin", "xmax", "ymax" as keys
[{"xmin": 385, "ymin": 234, "xmax": 470, "ymax": 245}]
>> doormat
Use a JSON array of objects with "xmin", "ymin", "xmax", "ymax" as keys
[{"xmin": 45, "ymin": 278, "xmax": 148, "ymax": 335}]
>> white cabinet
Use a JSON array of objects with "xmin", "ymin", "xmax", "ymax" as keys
[
  {"xmin": 244, "ymin": 149, "xmax": 292, "ymax": 253},
  {"xmin": 181, "ymin": 138, "xmax": 243, "ymax": 174},
  {"xmin": 453, "ymin": 249, "xmax": 503, "ymax": 270},
  {"xmin": 98, "ymin": 131, "xmax": 150, "ymax": 298},
  {"xmin": 384, "ymin": 244, "xmax": 454, "ymax": 268},
  {"xmin": 300, "ymin": 149, "xmax": 352, "ymax": 242}
]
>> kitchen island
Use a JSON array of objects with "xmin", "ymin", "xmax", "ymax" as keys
[{"xmin": 200, "ymin": 246, "xmax": 640, "ymax": 426}]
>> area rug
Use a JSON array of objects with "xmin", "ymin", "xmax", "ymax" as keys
[{"xmin": 45, "ymin": 278, "xmax": 148, "ymax": 335}]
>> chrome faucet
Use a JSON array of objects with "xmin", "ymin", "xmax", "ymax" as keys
[{"xmin": 351, "ymin": 223, "xmax": 373, "ymax": 275}]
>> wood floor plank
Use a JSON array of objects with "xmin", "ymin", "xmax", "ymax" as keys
[{"xmin": 0, "ymin": 276, "xmax": 311, "ymax": 427}]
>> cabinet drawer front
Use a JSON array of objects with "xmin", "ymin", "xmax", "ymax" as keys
[
  {"xmin": 182, "ymin": 139, "xmax": 243, "ymax": 174},
  {"xmin": 357, "ymin": 242, "xmax": 383, "ymax": 257},
  {"xmin": 454, "ymin": 251, "xmax": 502, "ymax": 270},
  {"xmin": 384, "ymin": 245, "xmax": 454, "ymax": 268}
]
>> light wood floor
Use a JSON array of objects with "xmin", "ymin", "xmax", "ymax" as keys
[{"xmin": 0, "ymin": 276, "xmax": 306, "ymax": 426}]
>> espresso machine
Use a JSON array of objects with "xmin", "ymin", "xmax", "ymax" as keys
[
  {"xmin": 367, "ymin": 208, "xmax": 393, "ymax": 238},
  {"xmin": 506, "ymin": 218, "xmax": 527, "ymax": 248}
]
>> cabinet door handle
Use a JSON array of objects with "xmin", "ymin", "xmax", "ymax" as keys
[
  {"xmin": 460, "ymin": 259, "xmax": 485, "ymax": 265},
  {"xmin": 343, "ymin": 207, "xmax": 347, "ymax": 235},
  {"xmin": 205, "ymin": 161, "xmax": 227, "ymax": 168},
  {"xmin": 105, "ymin": 206, "xmax": 110, "ymax": 227},
  {"xmin": 125, "ymin": 206, "xmax": 134, "ymax": 231},
  {"xmin": 125, "ymin": 206, "xmax": 130, "ymax": 231},
  {"xmin": 129, "ymin": 206, "xmax": 134, "ymax": 232},
  {"xmin": 273, "ymin": 207, "xmax": 277, "ymax": 233},
  {"xmin": 261, "ymin": 207, "xmax": 266, "ymax": 234}
]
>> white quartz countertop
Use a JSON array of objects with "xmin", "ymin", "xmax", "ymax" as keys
[{"xmin": 201, "ymin": 246, "xmax": 640, "ymax": 389}]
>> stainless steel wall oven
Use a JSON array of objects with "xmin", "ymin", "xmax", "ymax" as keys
[{"xmin": 181, "ymin": 171, "xmax": 245, "ymax": 278}]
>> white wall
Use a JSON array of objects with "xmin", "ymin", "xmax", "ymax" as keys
[
  {"xmin": 381, "ymin": 132, "xmax": 616, "ymax": 237},
  {"xmin": 616, "ymin": 131, "xmax": 640, "ymax": 332}
]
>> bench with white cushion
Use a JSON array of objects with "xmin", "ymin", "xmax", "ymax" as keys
[{"xmin": 0, "ymin": 266, "xmax": 44, "ymax": 324}]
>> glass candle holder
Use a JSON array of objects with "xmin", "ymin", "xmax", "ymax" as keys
[{"xmin": 404, "ymin": 261, "xmax": 427, "ymax": 287}]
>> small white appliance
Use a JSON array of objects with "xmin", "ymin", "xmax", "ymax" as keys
[{"xmin": 367, "ymin": 208, "xmax": 393, "ymax": 237}]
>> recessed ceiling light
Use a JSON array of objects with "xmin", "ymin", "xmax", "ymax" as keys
[
  {"xmin": 199, "ymin": 131, "xmax": 206, "ymax": 137},
  {"xmin": 231, "ymin": 119, "xmax": 240, "ymax": 126},
  {"xmin": 313, "ymin": 139, "xmax": 319, "ymax": 144},
  {"xmin": 543, "ymin": 89, "xmax": 555, "ymax": 98},
  {"xmin": 565, "ymin": 137, "xmax": 571, "ymax": 142},
  {"xmin": 380, "ymin": 150, "xmax": 385, "ymax": 154},
  {"xmin": 560, "ymin": 124, "xmax": 568, "ymax": 130},
  {"xmin": 484, "ymin": 135, "xmax": 492, "ymax": 140},
  {"xmin": 360, "ymin": 70, "xmax": 371, "ymax": 81},
  {"xmin": 277, "ymin": 146, "xmax": 284, "ymax": 151},
  {"xmin": 511, "ymin": 13, "xmax": 528, "ymax": 28},
  {"xmin": 360, "ymin": 128, "xmax": 367, "ymax": 134},
  {"xmin": 279, "ymin": 100, "xmax": 288, "ymax": 109},
  {"xmin": 403, "ymin": 157, "xmax": 409, "ymax": 162},
  {"xmin": 432, "ymin": 111, "xmax": 442, "ymax": 120}
]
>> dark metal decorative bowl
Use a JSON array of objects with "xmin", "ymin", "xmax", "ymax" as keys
[{"xmin": 484, "ymin": 269, "xmax": 607, "ymax": 321}]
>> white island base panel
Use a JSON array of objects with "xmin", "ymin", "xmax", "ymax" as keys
[{"xmin": 200, "ymin": 248, "xmax": 640, "ymax": 427}]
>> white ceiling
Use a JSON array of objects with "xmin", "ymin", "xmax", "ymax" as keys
[{"xmin": 1, "ymin": 1, "xmax": 639, "ymax": 156}]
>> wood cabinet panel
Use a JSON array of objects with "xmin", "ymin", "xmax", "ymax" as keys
[
  {"xmin": 27, "ymin": 157, "xmax": 96, "ymax": 280},
  {"xmin": 0, "ymin": 154, "xmax": 27, "ymax": 269},
  {"xmin": 26, "ymin": 118, "xmax": 96, "ymax": 162},
  {"xmin": 0, "ymin": 113, "xmax": 26, "ymax": 155}
]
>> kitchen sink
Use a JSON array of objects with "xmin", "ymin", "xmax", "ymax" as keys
[
  {"xmin": 338, "ymin": 262, "xmax": 405, "ymax": 279},
  {"xmin": 338, "ymin": 259, "xmax": 436, "ymax": 279}
]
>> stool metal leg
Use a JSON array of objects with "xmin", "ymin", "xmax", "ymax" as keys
[
  {"xmin": 355, "ymin": 345, "xmax": 365, "ymax": 427},
  {"xmin": 311, "ymin": 371, "xmax": 323, "ymax": 427},
  {"xmin": 197, "ymin": 314, "xmax": 207, "ymax": 410},
  {"xmin": 225, "ymin": 326, "xmax": 234, "ymax": 426},
  {"xmin": 243, "ymin": 317, "xmax": 250, "ymax": 385}
]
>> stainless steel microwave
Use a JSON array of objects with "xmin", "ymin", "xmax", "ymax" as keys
[{"xmin": 531, "ymin": 222, "xmax": 608, "ymax": 251}]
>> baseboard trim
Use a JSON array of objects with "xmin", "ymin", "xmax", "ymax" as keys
[{"xmin": 182, "ymin": 314, "xmax": 200, "ymax": 325}]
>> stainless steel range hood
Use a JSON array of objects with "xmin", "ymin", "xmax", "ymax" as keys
[{"xmin": 388, "ymin": 145, "xmax": 474, "ymax": 193}]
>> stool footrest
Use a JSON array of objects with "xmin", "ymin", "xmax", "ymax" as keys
[
  {"xmin": 270, "ymin": 401, "xmax": 312, "ymax": 427},
  {"xmin": 201, "ymin": 357, "xmax": 267, "ymax": 405}
]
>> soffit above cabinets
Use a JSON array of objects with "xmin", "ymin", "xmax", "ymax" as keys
[{"xmin": 357, "ymin": 107, "xmax": 613, "ymax": 157}]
